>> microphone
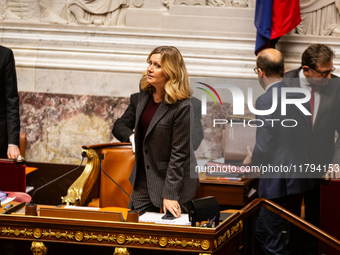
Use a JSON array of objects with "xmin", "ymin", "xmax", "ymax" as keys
[
  {"xmin": 100, "ymin": 153, "xmax": 133, "ymax": 203},
  {"xmin": 25, "ymin": 151, "xmax": 87, "ymax": 216}
]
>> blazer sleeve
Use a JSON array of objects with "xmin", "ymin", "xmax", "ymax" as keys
[
  {"xmin": 331, "ymin": 108, "xmax": 340, "ymax": 164},
  {"xmin": 112, "ymin": 93, "xmax": 139, "ymax": 142},
  {"xmin": 162, "ymin": 100, "xmax": 193, "ymax": 201},
  {"xmin": 191, "ymin": 97, "xmax": 204, "ymax": 151},
  {"xmin": 251, "ymin": 96, "xmax": 274, "ymax": 166},
  {"xmin": 4, "ymin": 49, "xmax": 20, "ymax": 146}
]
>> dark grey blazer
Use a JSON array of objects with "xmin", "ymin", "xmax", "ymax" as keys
[
  {"xmin": 284, "ymin": 68, "xmax": 340, "ymax": 169},
  {"xmin": 252, "ymin": 81, "xmax": 314, "ymax": 199},
  {"xmin": 128, "ymin": 88, "xmax": 199, "ymax": 208},
  {"xmin": 0, "ymin": 46, "xmax": 20, "ymax": 158},
  {"xmin": 112, "ymin": 93, "xmax": 203, "ymax": 151}
]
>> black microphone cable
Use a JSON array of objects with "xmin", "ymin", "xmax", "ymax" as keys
[{"xmin": 29, "ymin": 151, "xmax": 87, "ymax": 205}]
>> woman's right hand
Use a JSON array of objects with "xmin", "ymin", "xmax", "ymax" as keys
[{"xmin": 163, "ymin": 198, "xmax": 181, "ymax": 218}]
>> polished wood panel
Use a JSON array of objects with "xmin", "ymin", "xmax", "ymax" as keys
[
  {"xmin": 0, "ymin": 205, "xmax": 244, "ymax": 255},
  {"xmin": 196, "ymin": 174, "xmax": 258, "ymax": 207}
]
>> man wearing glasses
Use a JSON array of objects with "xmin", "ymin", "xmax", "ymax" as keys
[{"xmin": 284, "ymin": 44, "xmax": 340, "ymax": 255}]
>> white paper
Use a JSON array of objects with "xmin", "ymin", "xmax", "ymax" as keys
[
  {"xmin": 64, "ymin": 205, "xmax": 100, "ymax": 211},
  {"xmin": 139, "ymin": 212, "xmax": 191, "ymax": 225},
  {"xmin": 1, "ymin": 197, "xmax": 15, "ymax": 205}
]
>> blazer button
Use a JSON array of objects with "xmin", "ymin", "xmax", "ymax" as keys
[
  {"xmin": 145, "ymin": 149, "xmax": 148, "ymax": 154},
  {"xmin": 146, "ymin": 165, "xmax": 150, "ymax": 169}
]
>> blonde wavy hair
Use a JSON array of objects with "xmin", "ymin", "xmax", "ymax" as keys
[{"xmin": 141, "ymin": 46, "xmax": 191, "ymax": 104}]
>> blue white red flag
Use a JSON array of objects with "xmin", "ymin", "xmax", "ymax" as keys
[{"xmin": 254, "ymin": 0, "xmax": 301, "ymax": 55}]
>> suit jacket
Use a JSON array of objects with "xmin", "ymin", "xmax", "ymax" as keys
[
  {"xmin": 113, "ymin": 93, "xmax": 204, "ymax": 151},
  {"xmin": 252, "ymin": 81, "xmax": 314, "ymax": 199},
  {"xmin": 0, "ymin": 46, "xmax": 20, "ymax": 158},
  {"xmin": 284, "ymin": 68, "xmax": 340, "ymax": 169},
  {"xmin": 126, "ymin": 89, "xmax": 199, "ymax": 208}
]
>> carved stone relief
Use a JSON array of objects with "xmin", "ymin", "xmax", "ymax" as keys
[
  {"xmin": 296, "ymin": 0, "xmax": 340, "ymax": 36},
  {"xmin": 163, "ymin": 0, "xmax": 255, "ymax": 7},
  {"xmin": 133, "ymin": 0, "xmax": 143, "ymax": 8},
  {"xmin": 60, "ymin": 0, "xmax": 130, "ymax": 26},
  {"xmin": 0, "ymin": 0, "xmax": 130, "ymax": 26},
  {"xmin": 0, "ymin": 0, "xmax": 67, "ymax": 24}
]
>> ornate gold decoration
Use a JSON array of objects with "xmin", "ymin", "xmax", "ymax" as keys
[
  {"xmin": 61, "ymin": 148, "xmax": 100, "ymax": 206},
  {"xmin": 201, "ymin": 240, "xmax": 210, "ymax": 250},
  {"xmin": 117, "ymin": 234, "xmax": 126, "ymax": 244},
  {"xmin": 168, "ymin": 238, "xmax": 200, "ymax": 248},
  {"xmin": 1, "ymin": 226, "xmax": 203, "ymax": 251},
  {"xmin": 125, "ymin": 236, "xmax": 158, "ymax": 245},
  {"xmin": 42, "ymin": 230, "xmax": 74, "ymax": 240},
  {"xmin": 31, "ymin": 241, "xmax": 48, "ymax": 255},
  {"xmin": 33, "ymin": 229, "xmax": 42, "ymax": 239},
  {"xmin": 75, "ymin": 231, "xmax": 84, "ymax": 242},
  {"xmin": 1, "ymin": 227, "xmax": 33, "ymax": 237},
  {"xmin": 159, "ymin": 237, "xmax": 168, "ymax": 247},
  {"xmin": 214, "ymin": 220, "xmax": 243, "ymax": 248},
  {"xmin": 97, "ymin": 234, "xmax": 104, "ymax": 242},
  {"xmin": 113, "ymin": 248, "xmax": 131, "ymax": 255}
]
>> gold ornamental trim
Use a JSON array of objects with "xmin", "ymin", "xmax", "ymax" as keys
[
  {"xmin": 214, "ymin": 220, "xmax": 243, "ymax": 249},
  {"xmin": 117, "ymin": 234, "xmax": 126, "ymax": 244},
  {"xmin": 42, "ymin": 230, "xmax": 74, "ymax": 240},
  {"xmin": 2, "ymin": 227, "xmax": 33, "ymax": 237},
  {"xmin": 75, "ymin": 231, "xmax": 84, "ymax": 242},
  {"xmin": 1, "ymin": 227, "xmax": 204, "ymax": 250},
  {"xmin": 201, "ymin": 240, "xmax": 210, "ymax": 251},
  {"xmin": 159, "ymin": 237, "xmax": 167, "ymax": 247},
  {"xmin": 168, "ymin": 238, "xmax": 201, "ymax": 249},
  {"xmin": 33, "ymin": 229, "xmax": 42, "ymax": 239},
  {"xmin": 125, "ymin": 236, "xmax": 158, "ymax": 245}
]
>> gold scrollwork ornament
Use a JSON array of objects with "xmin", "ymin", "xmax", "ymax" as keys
[
  {"xmin": 33, "ymin": 229, "xmax": 42, "ymax": 239},
  {"xmin": 201, "ymin": 240, "xmax": 210, "ymax": 250},
  {"xmin": 117, "ymin": 234, "xmax": 126, "ymax": 245},
  {"xmin": 159, "ymin": 237, "xmax": 168, "ymax": 247},
  {"xmin": 75, "ymin": 231, "xmax": 84, "ymax": 242}
]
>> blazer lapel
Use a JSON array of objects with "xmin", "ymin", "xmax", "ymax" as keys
[{"xmin": 145, "ymin": 99, "xmax": 169, "ymax": 138}]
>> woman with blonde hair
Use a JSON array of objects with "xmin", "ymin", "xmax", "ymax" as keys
[{"xmin": 123, "ymin": 46, "xmax": 199, "ymax": 217}]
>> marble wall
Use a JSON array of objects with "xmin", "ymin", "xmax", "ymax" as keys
[
  {"xmin": 1, "ymin": 0, "xmax": 340, "ymax": 163},
  {"xmin": 19, "ymin": 92, "xmax": 130, "ymax": 164}
]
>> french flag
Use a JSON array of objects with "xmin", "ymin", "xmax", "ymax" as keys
[{"xmin": 254, "ymin": 0, "xmax": 301, "ymax": 55}]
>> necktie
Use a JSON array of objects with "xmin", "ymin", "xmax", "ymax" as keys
[{"xmin": 310, "ymin": 85, "xmax": 315, "ymax": 124}]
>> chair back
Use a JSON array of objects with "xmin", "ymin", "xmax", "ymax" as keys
[
  {"xmin": 19, "ymin": 133, "xmax": 26, "ymax": 158},
  {"xmin": 100, "ymin": 147, "xmax": 135, "ymax": 208}
]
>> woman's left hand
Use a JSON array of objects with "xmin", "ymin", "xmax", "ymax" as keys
[{"xmin": 163, "ymin": 198, "xmax": 181, "ymax": 218}]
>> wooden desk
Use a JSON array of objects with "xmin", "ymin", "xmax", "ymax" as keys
[
  {"xmin": 0, "ymin": 205, "xmax": 244, "ymax": 255},
  {"xmin": 196, "ymin": 174, "xmax": 259, "ymax": 207}
]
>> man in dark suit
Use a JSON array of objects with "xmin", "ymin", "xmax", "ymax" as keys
[
  {"xmin": 113, "ymin": 93, "xmax": 204, "ymax": 151},
  {"xmin": 283, "ymin": 44, "xmax": 340, "ymax": 255},
  {"xmin": 0, "ymin": 46, "xmax": 20, "ymax": 159},
  {"xmin": 244, "ymin": 48, "xmax": 314, "ymax": 254}
]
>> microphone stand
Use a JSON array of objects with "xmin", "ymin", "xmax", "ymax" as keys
[
  {"xmin": 100, "ymin": 154, "xmax": 139, "ymax": 222},
  {"xmin": 25, "ymin": 152, "xmax": 86, "ymax": 216}
]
